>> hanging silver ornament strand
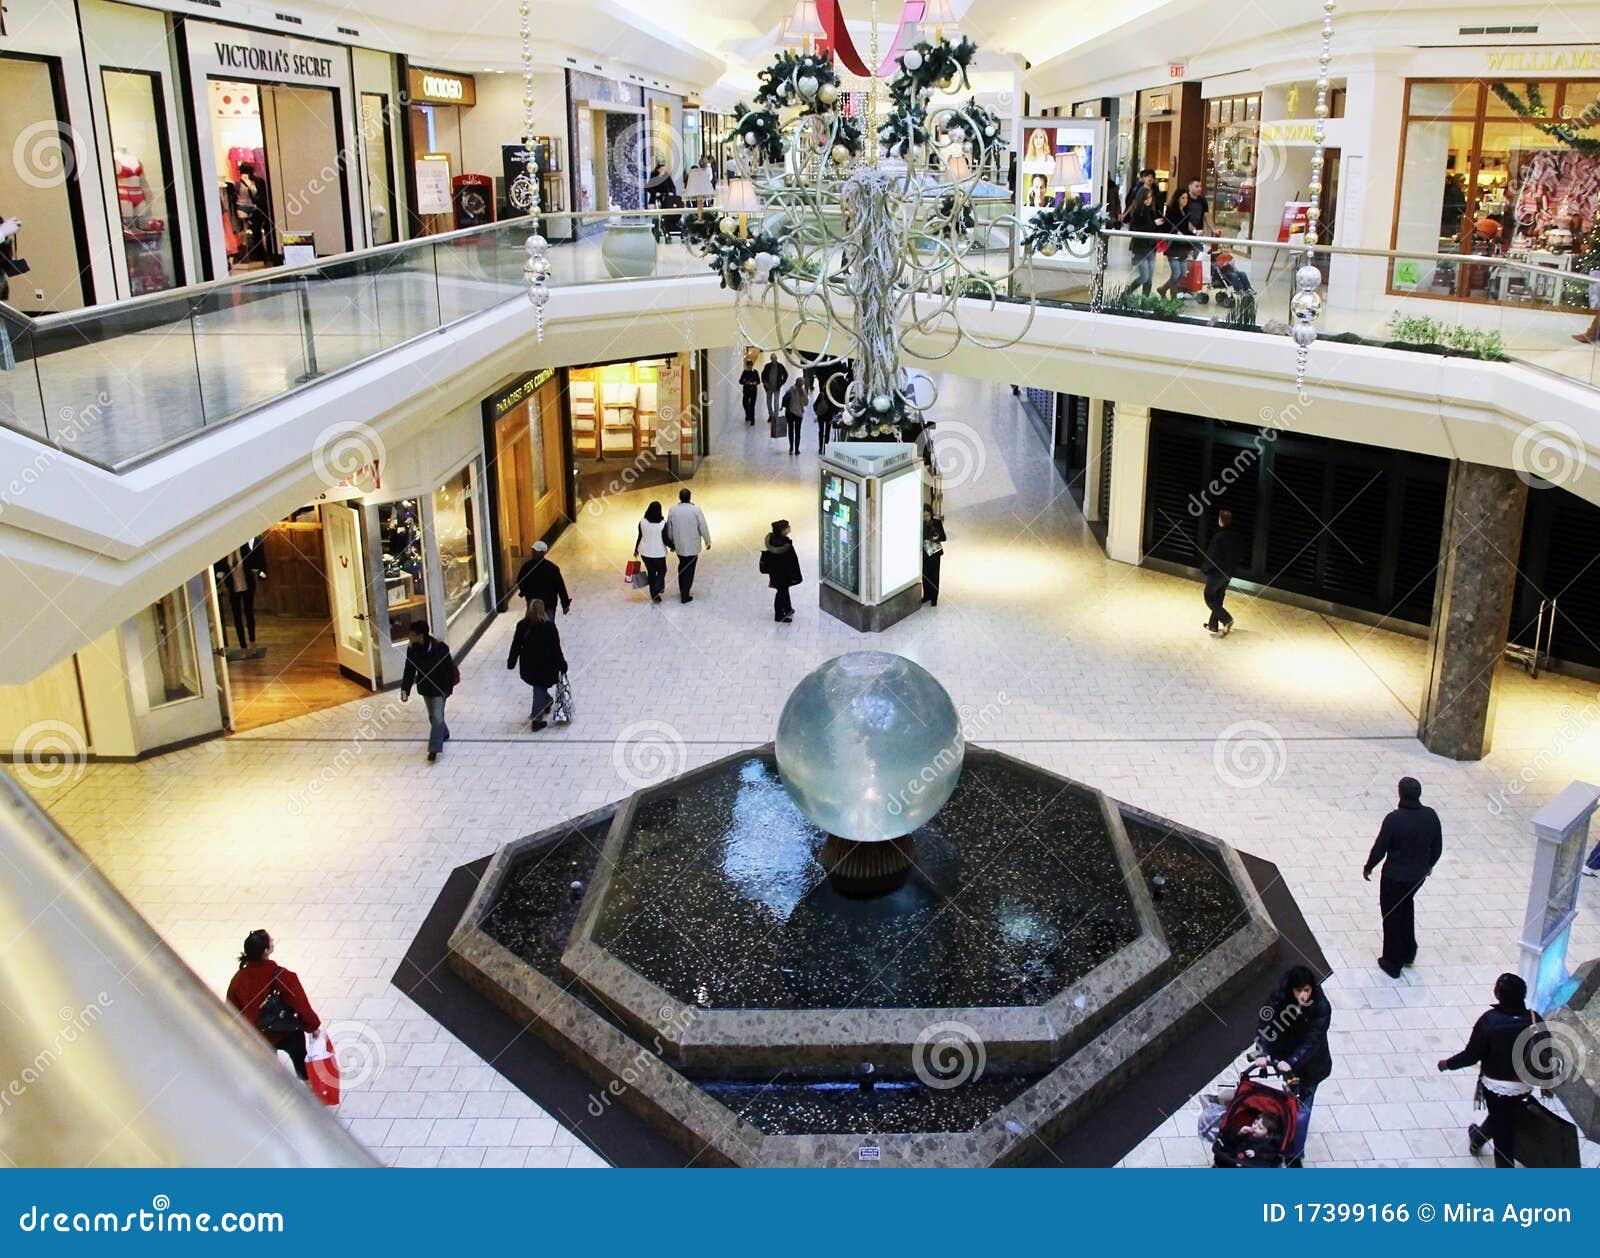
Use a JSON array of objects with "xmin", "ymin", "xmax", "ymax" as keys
[
  {"xmin": 1291, "ymin": 0, "xmax": 1335, "ymax": 388},
  {"xmin": 520, "ymin": 0, "xmax": 550, "ymax": 340}
]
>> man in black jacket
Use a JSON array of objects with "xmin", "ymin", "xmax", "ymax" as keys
[
  {"xmin": 1438, "ymin": 973, "xmax": 1547, "ymax": 1167},
  {"xmin": 1364, "ymin": 776, "xmax": 1444, "ymax": 978},
  {"xmin": 401, "ymin": 621, "xmax": 456, "ymax": 763},
  {"xmin": 1202, "ymin": 509, "xmax": 1243, "ymax": 637},
  {"xmin": 760, "ymin": 353, "xmax": 789, "ymax": 429},
  {"xmin": 514, "ymin": 541, "xmax": 570, "ymax": 615},
  {"xmin": 215, "ymin": 537, "xmax": 268, "ymax": 651}
]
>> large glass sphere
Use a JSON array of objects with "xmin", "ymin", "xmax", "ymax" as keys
[{"xmin": 775, "ymin": 652, "xmax": 964, "ymax": 842}]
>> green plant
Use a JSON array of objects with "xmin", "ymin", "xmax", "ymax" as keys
[
  {"xmin": 1110, "ymin": 285, "xmax": 1184, "ymax": 319},
  {"xmin": 1385, "ymin": 312, "xmax": 1508, "ymax": 360}
]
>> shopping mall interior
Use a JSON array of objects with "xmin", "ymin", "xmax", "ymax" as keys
[{"xmin": 4, "ymin": 0, "xmax": 1600, "ymax": 1174}]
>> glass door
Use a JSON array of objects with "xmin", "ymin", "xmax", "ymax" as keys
[{"xmin": 320, "ymin": 502, "xmax": 377, "ymax": 685}]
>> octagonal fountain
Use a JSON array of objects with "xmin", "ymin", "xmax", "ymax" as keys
[{"xmin": 446, "ymin": 652, "xmax": 1282, "ymax": 1166}]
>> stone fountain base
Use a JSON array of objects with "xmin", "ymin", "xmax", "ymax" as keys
[{"xmin": 441, "ymin": 745, "xmax": 1287, "ymax": 1167}]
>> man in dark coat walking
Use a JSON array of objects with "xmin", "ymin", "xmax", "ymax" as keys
[
  {"xmin": 401, "ymin": 621, "xmax": 457, "ymax": 763},
  {"xmin": 1363, "ymin": 776, "xmax": 1443, "ymax": 978},
  {"xmin": 1202, "ymin": 508, "xmax": 1243, "ymax": 636},
  {"xmin": 514, "ymin": 541, "xmax": 571, "ymax": 615},
  {"xmin": 761, "ymin": 353, "xmax": 789, "ymax": 431}
]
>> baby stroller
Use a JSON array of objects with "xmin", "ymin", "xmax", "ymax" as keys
[
  {"xmin": 652, "ymin": 190, "xmax": 686, "ymax": 243},
  {"xmin": 1201, "ymin": 1060, "xmax": 1300, "ymax": 1168},
  {"xmin": 1208, "ymin": 251, "xmax": 1254, "ymax": 309}
]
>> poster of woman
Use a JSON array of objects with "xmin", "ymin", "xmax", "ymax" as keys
[{"xmin": 1021, "ymin": 127, "xmax": 1055, "ymax": 175}]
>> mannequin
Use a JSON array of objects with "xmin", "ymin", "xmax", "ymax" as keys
[{"xmin": 215, "ymin": 539, "xmax": 268, "ymax": 652}]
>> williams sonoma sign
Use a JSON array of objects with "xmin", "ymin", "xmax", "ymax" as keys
[{"xmin": 213, "ymin": 41, "xmax": 335, "ymax": 80}]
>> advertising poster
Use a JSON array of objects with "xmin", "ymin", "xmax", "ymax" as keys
[
  {"xmin": 1017, "ymin": 121, "xmax": 1103, "ymax": 228},
  {"xmin": 415, "ymin": 156, "xmax": 452, "ymax": 215}
]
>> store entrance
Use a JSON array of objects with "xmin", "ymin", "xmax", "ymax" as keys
[
  {"xmin": 488, "ymin": 371, "xmax": 570, "ymax": 600},
  {"xmin": 212, "ymin": 505, "xmax": 374, "ymax": 732},
  {"xmin": 207, "ymin": 78, "xmax": 351, "ymax": 274}
]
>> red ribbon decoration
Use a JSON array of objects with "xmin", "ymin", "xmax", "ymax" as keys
[{"xmin": 817, "ymin": 0, "xmax": 926, "ymax": 78}]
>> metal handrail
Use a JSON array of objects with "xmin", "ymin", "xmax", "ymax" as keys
[
  {"xmin": 1104, "ymin": 227, "xmax": 1590, "ymax": 285},
  {"xmin": 0, "ymin": 770, "xmax": 374, "ymax": 1166},
  {"xmin": 1, "ymin": 205, "xmax": 729, "ymax": 334}
]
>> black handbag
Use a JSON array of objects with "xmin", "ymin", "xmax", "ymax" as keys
[
  {"xmin": 1511, "ymin": 1095, "xmax": 1581, "ymax": 1167},
  {"xmin": 255, "ymin": 965, "xmax": 303, "ymax": 1038}
]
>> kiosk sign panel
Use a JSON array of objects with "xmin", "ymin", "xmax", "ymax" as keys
[{"xmin": 821, "ymin": 470, "xmax": 862, "ymax": 597}]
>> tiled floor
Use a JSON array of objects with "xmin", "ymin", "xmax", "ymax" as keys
[{"xmin": 16, "ymin": 359, "xmax": 1600, "ymax": 1169}]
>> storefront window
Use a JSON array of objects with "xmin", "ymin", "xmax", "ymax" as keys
[
  {"xmin": 433, "ymin": 467, "xmax": 481, "ymax": 622},
  {"xmin": 1206, "ymin": 94, "xmax": 1261, "ymax": 237},
  {"xmin": 102, "ymin": 69, "xmax": 181, "ymax": 295},
  {"xmin": 378, "ymin": 498, "xmax": 428, "ymax": 643},
  {"xmin": 0, "ymin": 54, "xmax": 91, "ymax": 311},
  {"xmin": 1391, "ymin": 79, "xmax": 1600, "ymax": 302},
  {"xmin": 360, "ymin": 93, "xmax": 397, "ymax": 246},
  {"xmin": 137, "ymin": 587, "xmax": 199, "ymax": 708}
]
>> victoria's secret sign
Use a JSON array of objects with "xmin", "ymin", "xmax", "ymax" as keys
[{"xmin": 213, "ymin": 41, "xmax": 334, "ymax": 80}]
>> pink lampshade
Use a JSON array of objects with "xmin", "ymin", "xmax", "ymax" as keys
[
  {"xmin": 1053, "ymin": 150, "xmax": 1086, "ymax": 186},
  {"xmin": 920, "ymin": 0, "xmax": 961, "ymax": 32}
]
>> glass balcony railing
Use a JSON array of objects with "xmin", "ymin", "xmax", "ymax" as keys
[
  {"xmin": 1005, "ymin": 229, "xmax": 1600, "ymax": 391},
  {"xmin": 3, "ymin": 207, "xmax": 1596, "ymax": 474},
  {"xmin": 0, "ymin": 209, "xmax": 716, "ymax": 470}
]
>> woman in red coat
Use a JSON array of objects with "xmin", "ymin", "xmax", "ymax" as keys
[{"xmin": 225, "ymin": 929, "xmax": 321, "ymax": 1080}]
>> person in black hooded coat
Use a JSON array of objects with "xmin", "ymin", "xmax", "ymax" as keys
[
  {"xmin": 759, "ymin": 519, "xmax": 802, "ymax": 623},
  {"xmin": 506, "ymin": 598, "xmax": 567, "ymax": 730},
  {"xmin": 1254, "ymin": 965, "xmax": 1333, "ymax": 1167}
]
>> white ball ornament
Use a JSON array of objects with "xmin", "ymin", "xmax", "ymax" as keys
[
  {"xmin": 871, "ymin": 393, "xmax": 892, "ymax": 414},
  {"xmin": 744, "ymin": 131, "xmax": 758, "ymax": 147},
  {"xmin": 903, "ymin": 49, "xmax": 924, "ymax": 72},
  {"xmin": 719, "ymin": 215, "xmax": 737, "ymax": 235},
  {"xmin": 1295, "ymin": 263, "xmax": 1322, "ymax": 292},
  {"xmin": 797, "ymin": 74, "xmax": 819, "ymax": 99}
]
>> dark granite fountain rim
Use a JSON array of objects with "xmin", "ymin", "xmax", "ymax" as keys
[
  {"xmin": 443, "ymin": 748, "xmax": 1283, "ymax": 1165},
  {"xmin": 445, "ymin": 826, "xmax": 1278, "ymax": 1167},
  {"xmin": 555, "ymin": 744, "xmax": 1172, "ymax": 1075}
]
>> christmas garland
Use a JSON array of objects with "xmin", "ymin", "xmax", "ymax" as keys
[
  {"xmin": 843, "ymin": 388, "xmax": 923, "ymax": 441},
  {"xmin": 945, "ymin": 99, "xmax": 1004, "ymax": 167},
  {"xmin": 754, "ymin": 50, "xmax": 843, "ymax": 116},
  {"xmin": 683, "ymin": 210, "xmax": 788, "ymax": 292},
  {"xmin": 888, "ymin": 36, "xmax": 979, "ymax": 101},
  {"xmin": 1490, "ymin": 83, "xmax": 1600, "ymax": 156},
  {"xmin": 727, "ymin": 102, "xmax": 785, "ymax": 165},
  {"xmin": 1021, "ymin": 201, "xmax": 1108, "ymax": 255}
]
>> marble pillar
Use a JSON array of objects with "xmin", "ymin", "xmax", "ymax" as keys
[
  {"xmin": 1083, "ymin": 396, "xmax": 1108, "ymax": 524},
  {"xmin": 1417, "ymin": 461, "xmax": 1529, "ymax": 760},
  {"xmin": 1105, "ymin": 403, "xmax": 1151, "ymax": 565}
]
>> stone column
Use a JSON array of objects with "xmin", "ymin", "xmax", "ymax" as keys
[
  {"xmin": 1417, "ymin": 461, "xmax": 1529, "ymax": 760},
  {"xmin": 1083, "ymin": 397, "xmax": 1108, "ymax": 523},
  {"xmin": 1105, "ymin": 403, "xmax": 1151, "ymax": 565}
]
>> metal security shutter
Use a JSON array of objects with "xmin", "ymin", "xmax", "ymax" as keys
[
  {"xmin": 1391, "ymin": 471, "xmax": 1448, "ymax": 624},
  {"xmin": 1144, "ymin": 420, "xmax": 1205, "ymax": 566},
  {"xmin": 1098, "ymin": 402, "xmax": 1114, "ymax": 517},
  {"xmin": 1262, "ymin": 451, "xmax": 1326, "ymax": 590},
  {"xmin": 1319, "ymin": 463, "xmax": 1390, "ymax": 606}
]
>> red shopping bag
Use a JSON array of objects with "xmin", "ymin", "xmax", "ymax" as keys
[
  {"xmin": 1181, "ymin": 258, "xmax": 1206, "ymax": 292},
  {"xmin": 306, "ymin": 1031, "xmax": 340, "ymax": 1107},
  {"xmin": 623, "ymin": 558, "xmax": 641, "ymax": 584}
]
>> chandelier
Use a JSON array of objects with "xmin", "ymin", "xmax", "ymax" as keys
[{"xmin": 685, "ymin": 14, "xmax": 1101, "ymax": 441}]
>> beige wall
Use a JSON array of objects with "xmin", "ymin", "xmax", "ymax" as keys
[
  {"xmin": 266, "ymin": 85, "xmax": 351, "ymax": 255},
  {"xmin": 458, "ymin": 70, "xmax": 568, "ymax": 190}
]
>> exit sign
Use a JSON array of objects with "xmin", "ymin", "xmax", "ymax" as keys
[{"xmin": 1168, "ymin": 63, "xmax": 1187, "ymax": 79}]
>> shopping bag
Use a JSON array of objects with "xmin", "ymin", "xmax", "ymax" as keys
[
  {"xmin": 1511, "ymin": 1095, "xmax": 1580, "ymax": 1167},
  {"xmin": 630, "ymin": 566, "xmax": 651, "ymax": 590},
  {"xmin": 551, "ymin": 674, "xmax": 574, "ymax": 725},
  {"xmin": 1182, "ymin": 255, "xmax": 1208, "ymax": 293},
  {"xmin": 305, "ymin": 1030, "xmax": 340, "ymax": 1108},
  {"xmin": 623, "ymin": 558, "xmax": 641, "ymax": 585}
]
